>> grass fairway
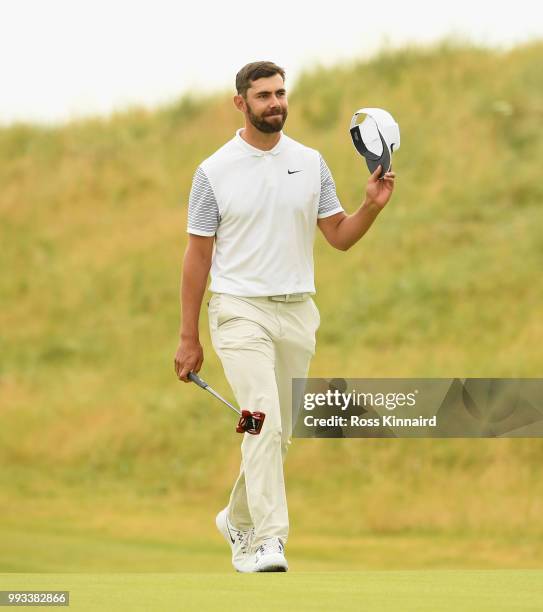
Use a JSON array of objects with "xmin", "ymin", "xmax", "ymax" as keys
[{"xmin": 1, "ymin": 571, "xmax": 542, "ymax": 611}]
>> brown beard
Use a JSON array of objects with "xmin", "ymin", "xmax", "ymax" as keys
[{"xmin": 246, "ymin": 101, "xmax": 288, "ymax": 133}]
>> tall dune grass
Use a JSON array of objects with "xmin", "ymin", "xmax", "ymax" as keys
[{"xmin": 1, "ymin": 39, "xmax": 542, "ymax": 544}]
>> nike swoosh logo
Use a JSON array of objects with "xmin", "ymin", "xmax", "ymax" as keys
[
  {"xmin": 288, "ymin": 169, "xmax": 302, "ymax": 174},
  {"xmin": 225, "ymin": 522, "xmax": 235, "ymax": 544}
]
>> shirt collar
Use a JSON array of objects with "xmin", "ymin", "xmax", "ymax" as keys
[{"xmin": 235, "ymin": 128, "xmax": 284, "ymax": 157}]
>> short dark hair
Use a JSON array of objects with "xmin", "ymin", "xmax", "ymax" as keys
[{"xmin": 235, "ymin": 61, "xmax": 286, "ymax": 98}]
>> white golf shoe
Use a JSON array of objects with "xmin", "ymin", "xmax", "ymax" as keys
[
  {"xmin": 239, "ymin": 537, "xmax": 288, "ymax": 573},
  {"xmin": 215, "ymin": 508, "xmax": 254, "ymax": 572}
]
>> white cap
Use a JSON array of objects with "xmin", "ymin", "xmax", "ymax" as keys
[{"xmin": 350, "ymin": 107, "xmax": 400, "ymax": 178}]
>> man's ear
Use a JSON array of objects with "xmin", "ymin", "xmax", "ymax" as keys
[{"xmin": 233, "ymin": 94, "xmax": 246, "ymax": 112}]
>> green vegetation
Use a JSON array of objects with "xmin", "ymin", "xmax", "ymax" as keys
[
  {"xmin": 1, "ymin": 39, "xmax": 543, "ymax": 577},
  {"xmin": 2, "ymin": 571, "xmax": 543, "ymax": 611}
]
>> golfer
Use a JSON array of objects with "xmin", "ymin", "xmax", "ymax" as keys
[{"xmin": 174, "ymin": 61, "xmax": 395, "ymax": 572}]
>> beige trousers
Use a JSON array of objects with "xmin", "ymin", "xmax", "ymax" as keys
[{"xmin": 208, "ymin": 293, "xmax": 320, "ymax": 548}]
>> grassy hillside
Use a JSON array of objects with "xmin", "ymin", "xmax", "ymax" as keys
[{"xmin": 1, "ymin": 39, "xmax": 543, "ymax": 571}]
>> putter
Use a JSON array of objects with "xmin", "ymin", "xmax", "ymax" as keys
[{"xmin": 188, "ymin": 371, "xmax": 266, "ymax": 435}]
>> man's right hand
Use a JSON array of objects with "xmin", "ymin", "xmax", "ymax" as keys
[{"xmin": 174, "ymin": 337, "xmax": 204, "ymax": 382}]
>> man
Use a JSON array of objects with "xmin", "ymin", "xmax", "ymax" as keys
[{"xmin": 174, "ymin": 61, "xmax": 395, "ymax": 573}]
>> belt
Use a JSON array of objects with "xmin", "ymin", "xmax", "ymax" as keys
[{"xmin": 268, "ymin": 293, "xmax": 310, "ymax": 302}]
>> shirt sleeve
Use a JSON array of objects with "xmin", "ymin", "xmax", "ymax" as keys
[
  {"xmin": 187, "ymin": 166, "xmax": 220, "ymax": 236},
  {"xmin": 318, "ymin": 154, "xmax": 344, "ymax": 219}
]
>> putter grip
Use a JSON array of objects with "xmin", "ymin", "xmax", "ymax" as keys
[{"xmin": 188, "ymin": 371, "xmax": 208, "ymax": 389}]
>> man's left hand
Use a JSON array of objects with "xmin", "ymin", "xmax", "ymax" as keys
[{"xmin": 364, "ymin": 164, "xmax": 396, "ymax": 210}]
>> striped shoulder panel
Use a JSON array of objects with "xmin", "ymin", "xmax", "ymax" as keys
[
  {"xmin": 318, "ymin": 154, "xmax": 344, "ymax": 218},
  {"xmin": 187, "ymin": 166, "xmax": 220, "ymax": 236}
]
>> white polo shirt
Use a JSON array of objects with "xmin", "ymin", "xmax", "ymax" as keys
[{"xmin": 187, "ymin": 128, "xmax": 344, "ymax": 297}]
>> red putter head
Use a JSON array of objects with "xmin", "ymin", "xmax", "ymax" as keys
[
  {"xmin": 187, "ymin": 372, "xmax": 266, "ymax": 435},
  {"xmin": 236, "ymin": 410, "xmax": 266, "ymax": 435}
]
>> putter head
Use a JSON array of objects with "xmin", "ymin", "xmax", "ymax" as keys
[{"xmin": 236, "ymin": 410, "xmax": 266, "ymax": 435}]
